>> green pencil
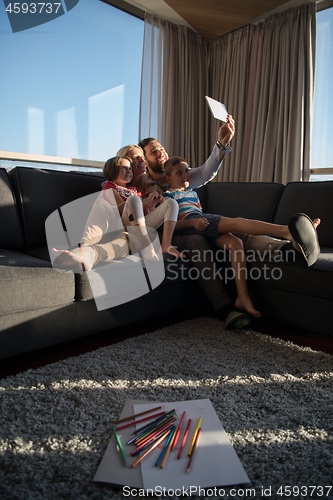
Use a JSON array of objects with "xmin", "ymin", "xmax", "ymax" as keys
[{"xmin": 112, "ymin": 424, "xmax": 126, "ymax": 466}]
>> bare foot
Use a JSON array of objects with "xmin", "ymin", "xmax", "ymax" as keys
[
  {"xmin": 52, "ymin": 245, "xmax": 96, "ymax": 272},
  {"xmin": 142, "ymin": 244, "xmax": 160, "ymax": 262},
  {"xmin": 313, "ymin": 218, "xmax": 321, "ymax": 229},
  {"xmin": 161, "ymin": 244, "xmax": 185, "ymax": 259},
  {"xmin": 235, "ymin": 295, "xmax": 261, "ymax": 318}
]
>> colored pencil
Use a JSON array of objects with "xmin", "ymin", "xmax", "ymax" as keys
[
  {"xmin": 177, "ymin": 418, "xmax": 191, "ymax": 459},
  {"xmin": 112, "ymin": 424, "xmax": 126, "ymax": 466},
  {"xmin": 116, "ymin": 411, "xmax": 166, "ymax": 430},
  {"xmin": 127, "ymin": 413, "xmax": 176, "ymax": 445},
  {"xmin": 186, "ymin": 427, "xmax": 201, "ymax": 473},
  {"xmin": 133, "ymin": 409, "xmax": 176, "ymax": 435},
  {"xmin": 155, "ymin": 425, "xmax": 176, "ymax": 466},
  {"xmin": 159, "ymin": 425, "xmax": 177, "ymax": 469},
  {"xmin": 130, "ymin": 420, "xmax": 176, "ymax": 456},
  {"xmin": 112, "ymin": 405, "xmax": 164, "ymax": 425},
  {"xmin": 188, "ymin": 417, "xmax": 202, "ymax": 456},
  {"xmin": 134, "ymin": 417, "xmax": 177, "ymax": 447},
  {"xmin": 172, "ymin": 411, "xmax": 186, "ymax": 450},
  {"xmin": 134, "ymin": 414, "xmax": 176, "ymax": 442},
  {"xmin": 131, "ymin": 429, "xmax": 170, "ymax": 468}
]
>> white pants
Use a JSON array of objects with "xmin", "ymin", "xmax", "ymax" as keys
[
  {"xmin": 80, "ymin": 191, "xmax": 178, "ymax": 264},
  {"xmin": 121, "ymin": 195, "xmax": 178, "ymax": 229}
]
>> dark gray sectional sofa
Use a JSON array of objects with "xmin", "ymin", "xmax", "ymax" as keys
[{"xmin": 1, "ymin": 166, "xmax": 332, "ymax": 360}]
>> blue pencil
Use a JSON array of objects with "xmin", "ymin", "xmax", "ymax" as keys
[{"xmin": 155, "ymin": 425, "xmax": 176, "ymax": 466}]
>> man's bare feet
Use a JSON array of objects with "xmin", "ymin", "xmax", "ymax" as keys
[
  {"xmin": 52, "ymin": 245, "xmax": 96, "ymax": 272},
  {"xmin": 160, "ymin": 244, "xmax": 185, "ymax": 259},
  {"xmin": 235, "ymin": 294, "xmax": 261, "ymax": 318}
]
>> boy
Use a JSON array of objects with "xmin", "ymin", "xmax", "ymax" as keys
[{"xmin": 164, "ymin": 156, "xmax": 321, "ymax": 319}]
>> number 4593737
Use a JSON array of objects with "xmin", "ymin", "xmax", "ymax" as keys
[{"xmin": 6, "ymin": 3, "xmax": 62, "ymax": 14}]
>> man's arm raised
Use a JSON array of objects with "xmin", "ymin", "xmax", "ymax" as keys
[{"xmin": 188, "ymin": 115, "xmax": 235, "ymax": 189}]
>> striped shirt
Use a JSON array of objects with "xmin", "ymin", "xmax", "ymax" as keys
[{"xmin": 164, "ymin": 189, "xmax": 202, "ymax": 220}]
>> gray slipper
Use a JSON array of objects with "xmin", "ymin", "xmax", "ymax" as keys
[
  {"xmin": 225, "ymin": 310, "xmax": 250, "ymax": 330},
  {"xmin": 288, "ymin": 213, "xmax": 320, "ymax": 267}
]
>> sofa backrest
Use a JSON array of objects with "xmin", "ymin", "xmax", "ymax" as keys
[
  {"xmin": 203, "ymin": 182, "xmax": 285, "ymax": 222},
  {"xmin": 0, "ymin": 168, "xmax": 24, "ymax": 249},
  {"xmin": 273, "ymin": 181, "xmax": 333, "ymax": 248},
  {"xmin": 8, "ymin": 167, "xmax": 104, "ymax": 249}
]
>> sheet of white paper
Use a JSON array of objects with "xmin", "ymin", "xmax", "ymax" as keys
[
  {"xmin": 93, "ymin": 399, "xmax": 154, "ymax": 487},
  {"xmin": 205, "ymin": 95, "xmax": 228, "ymax": 122},
  {"xmin": 134, "ymin": 399, "xmax": 250, "ymax": 492}
]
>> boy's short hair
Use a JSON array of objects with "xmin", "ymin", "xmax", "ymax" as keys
[
  {"xmin": 164, "ymin": 156, "xmax": 187, "ymax": 177},
  {"xmin": 103, "ymin": 156, "xmax": 132, "ymax": 181}
]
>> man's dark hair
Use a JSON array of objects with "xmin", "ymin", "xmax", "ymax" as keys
[{"xmin": 138, "ymin": 137, "xmax": 156, "ymax": 157}]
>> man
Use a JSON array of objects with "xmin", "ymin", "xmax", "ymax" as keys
[
  {"xmin": 139, "ymin": 117, "xmax": 320, "ymax": 330},
  {"xmin": 139, "ymin": 116, "xmax": 254, "ymax": 330}
]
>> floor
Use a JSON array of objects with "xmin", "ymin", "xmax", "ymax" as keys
[{"xmin": 1, "ymin": 312, "xmax": 332, "ymax": 380}]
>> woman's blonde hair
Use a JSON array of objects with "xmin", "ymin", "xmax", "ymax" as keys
[
  {"xmin": 117, "ymin": 144, "xmax": 145, "ymax": 158},
  {"xmin": 116, "ymin": 145, "xmax": 149, "ymax": 194},
  {"xmin": 103, "ymin": 156, "xmax": 132, "ymax": 181}
]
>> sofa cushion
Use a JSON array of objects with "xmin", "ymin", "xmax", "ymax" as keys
[
  {"xmin": 204, "ymin": 182, "xmax": 284, "ymax": 222},
  {"xmin": 273, "ymin": 181, "xmax": 333, "ymax": 248},
  {"xmin": 246, "ymin": 248, "xmax": 333, "ymax": 300},
  {"xmin": 8, "ymin": 167, "xmax": 104, "ymax": 249},
  {"xmin": 0, "ymin": 250, "xmax": 74, "ymax": 315},
  {"xmin": 0, "ymin": 168, "xmax": 24, "ymax": 249}
]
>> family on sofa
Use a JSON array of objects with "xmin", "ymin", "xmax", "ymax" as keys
[{"xmin": 52, "ymin": 116, "xmax": 321, "ymax": 331}]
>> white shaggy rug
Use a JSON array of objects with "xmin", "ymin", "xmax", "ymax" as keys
[{"xmin": 0, "ymin": 317, "xmax": 332, "ymax": 500}]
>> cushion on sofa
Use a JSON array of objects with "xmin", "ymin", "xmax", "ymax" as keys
[
  {"xmin": 204, "ymin": 182, "xmax": 285, "ymax": 221},
  {"xmin": 0, "ymin": 168, "xmax": 24, "ymax": 249},
  {"xmin": 0, "ymin": 250, "xmax": 75, "ymax": 315},
  {"xmin": 246, "ymin": 248, "xmax": 333, "ymax": 300},
  {"xmin": 273, "ymin": 181, "xmax": 333, "ymax": 248},
  {"xmin": 8, "ymin": 167, "xmax": 104, "ymax": 249}
]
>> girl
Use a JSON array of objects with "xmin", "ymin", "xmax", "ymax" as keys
[
  {"xmin": 102, "ymin": 155, "xmax": 183, "ymax": 261},
  {"xmin": 53, "ymin": 156, "xmax": 183, "ymax": 271}
]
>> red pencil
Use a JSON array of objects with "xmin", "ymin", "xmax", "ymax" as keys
[
  {"xmin": 113, "ymin": 405, "xmax": 164, "ymax": 425},
  {"xmin": 186, "ymin": 427, "xmax": 201, "ymax": 473},
  {"xmin": 177, "ymin": 418, "xmax": 191, "ymax": 459},
  {"xmin": 172, "ymin": 411, "xmax": 186, "ymax": 451},
  {"xmin": 116, "ymin": 411, "xmax": 166, "ymax": 430}
]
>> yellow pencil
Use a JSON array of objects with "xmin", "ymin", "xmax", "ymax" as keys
[
  {"xmin": 186, "ymin": 427, "xmax": 201, "ymax": 473},
  {"xmin": 188, "ymin": 417, "xmax": 202, "ymax": 456}
]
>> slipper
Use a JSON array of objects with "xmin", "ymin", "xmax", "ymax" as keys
[
  {"xmin": 288, "ymin": 213, "xmax": 320, "ymax": 267},
  {"xmin": 225, "ymin": 310, "xmax": 250, "ymax": 330}
]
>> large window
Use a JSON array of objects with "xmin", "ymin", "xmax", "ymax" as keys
[
  {"xmin": 0, "ymin": 0, "xmax": 144, "ymax": 162},
  {"xmin": 311, "ymin": 5, "xmax": 333, "ymax": 180}
]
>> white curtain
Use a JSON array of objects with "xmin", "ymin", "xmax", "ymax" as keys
[
  {"xmin": 139, "ymin": 13, "xmax": 210, "ymax": 167},
  {"xmin": 139, "ymin": 3, "xmax": 316, "ymax": 182}
]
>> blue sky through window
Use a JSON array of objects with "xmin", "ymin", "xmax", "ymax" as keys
[
  {"xmin": 311, "ymin": 6, "xmax": 333, "ymax": 179},
  {"xmin": 0, "ymin": 0, "xmax": 144, "ymax": 161}
]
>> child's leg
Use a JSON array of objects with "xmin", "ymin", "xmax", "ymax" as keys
[
  {"xmin": 52, "ymin": 233, "xmax": 129, "ymax": 272},
  {"xmin": 145, "ymin": 198, "xmax": 185, "ymax": 258},
  {"xmin": 121, "ymin": 195, "xmax": 159, "ymax": 262},
  {"xmin": 53, "ymin": 192, "xmax": 128, "ymax": 272},
  {"xmin": 218, "ymin": 217, "xmax": 292, "ymax": 240},
  {"xmin": 217, "ymin": 233, "xmax": 261, "ymax": 318}
]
